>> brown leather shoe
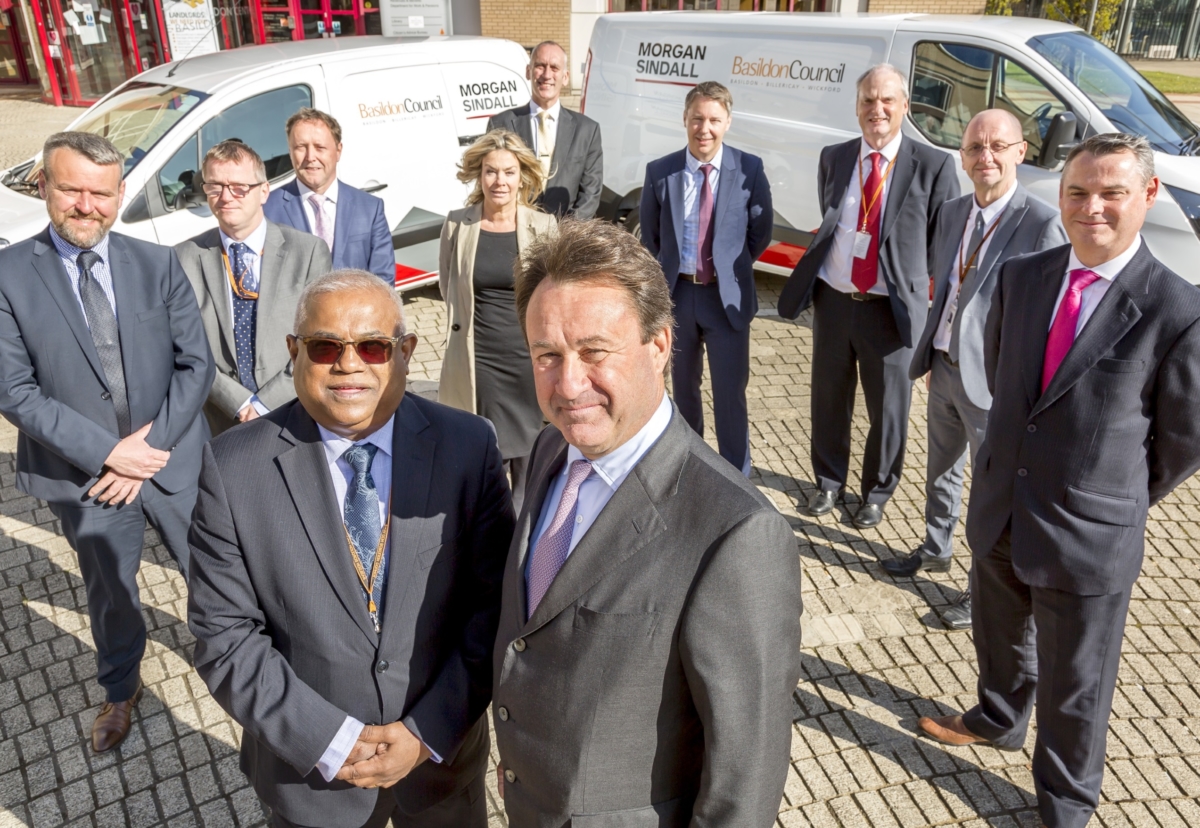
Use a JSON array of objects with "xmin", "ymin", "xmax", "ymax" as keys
[
  {"xmin": 917, "ymin": 714, "xmax": 990, "ymax": 748},
  {"xmin": 91, "ymin": 682, "xmax": 143, "ymax": 753}
]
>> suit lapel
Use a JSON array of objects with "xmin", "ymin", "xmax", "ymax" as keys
[
  {"xmin": 276, "ymin": 405, "xmax": 379, "ymax": 644},
  {"xmin": 514, "ymin": 106, "xmax": 535, "ymax": 148},
  {"xmin": 197, "ymin": 230, "xmax": 237, "ymax": 359},
  {"xmin": 1022, "ymin": 249, "xmax": 1071, "ymax": 409},
  {"xmin": 812, "ymin": 142, "xmax": 858, "ymax": 250},
  {"xmin": 282, "ymin": 184, "xmax": 311, "ymax": 233},
  {"xmin": 109, "ymin": 236, "xmax": 142, "ymax": 415},
  {"xmin": 255, "ymin": 222, "xmax": 292, "ymax": 387},
  {"xmin": 961, "ymin": 196, "xmax": 1027, "ymax": 314},
  {"xmin": 551, "ymin": 110, "xmax": 576, "ymax": 184},
  {"xmin": 929, "ymin": 197, "xmax": 972, "ymax": 322},
  {"xmin": 457, "ymin": 203, "xmax": 482, "ymax": 287},
  {"xmin": 667, "ymin": 157, "xmax": 686, "ymax": 261},
  {"xmin": 331, "ymin": 181, "xmax": 351, "ymax": 260},
  {"xmin": 713, "ymin": 146, "xmax": 740, "ymax": 232},
  {"xmin": 30, "ymin": 231, "xmax": 107, "ymax": 385},
  {"xmin": 515, "ymin": 204, "xmax": 536, "ymax": 252},
  {"xmin": 512, "ymin": 435, "xmax": 569, "ymax": 624},
  {"xmin": 881, "ymin": 140, "xmax": 916, "ymax": 244}
]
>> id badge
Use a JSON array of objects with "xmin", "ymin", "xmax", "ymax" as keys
[{"xmin": 853, "ymin": 231, "xmax": 872, "ymax": 260}]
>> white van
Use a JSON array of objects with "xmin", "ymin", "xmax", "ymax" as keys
[
  {"xmin": 583, "ymin": 13, "xmax": 1200, "ymax": 282},
  {"xmin": 0, "ymin": 36, "xmax": 530, "ymax": 290}
]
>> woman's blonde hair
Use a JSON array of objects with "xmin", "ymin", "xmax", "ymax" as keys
[{"xmin": 457, "ymin": 129, "xmax": 545, "ymax": 207}]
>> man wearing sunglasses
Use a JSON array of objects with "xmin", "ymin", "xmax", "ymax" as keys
[
  {"xmin": 188, "ymin": 269, "xmax": 515, "ymax": 827},
  {"xmin": 176, "ymin": 139, "xmax": 333, "ymax": 435}
]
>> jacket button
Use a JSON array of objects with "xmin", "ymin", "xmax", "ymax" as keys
[
  {"xmin": 504, "ymin": 769, "xmax": 516, "ymax": 784},
  {"xmin": 1027, "ymin": 424, "xmax": 1037, "ymax": 433},
  {"xmin": 101, "ymin": 391, "xmax": 111, "ymax": 400},
  {"xmin": 512, "ymin": 638, "xmax": 526, "ymax": 652},
  {"xmin": 498, "ymin": 706, "xmax": 509, "ymax": 721},
  {"xmin": 375, "ymin": 660, "xmax": 389, "ymax": 673},
  {"xmin": 1017, "ymin": 468, "xmax": 1028, "ymax": 477},
  {"xmin": 451, "ymin": 323, "xmax": 461, "ymax": 331}
]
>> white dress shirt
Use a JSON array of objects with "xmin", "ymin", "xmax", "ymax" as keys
[
  {"xmin": 933, "ymin": 181, "xmax": 1018, "ymax": 352},
  {"xmin": 529, "ymin": 393, "xmax": 674, "ymax": 559},
  {"xmin": 297, "ymin": 177, "xmax": 339, "ymax": 249},
  {"xmin": 220, "ymin": 219, "xmax": 270, "ymax": 417},
  {"xmin": 529, "ymin": 100, "xmax": 562, "ymax": 156},
  {"xmin": 1054, "ymin": 236, "xmax": 1143, "ymax": 336},
  {"xmin": 680, "ymin": 145, "xmax": 724, "ymax": 276},
  {"xmin": 48, "ymin": 226, "xmax": 118, "ymax": 323},
  {"xmin": 817, "ymin": 132, "xmax": 903, "ymax": 296}
]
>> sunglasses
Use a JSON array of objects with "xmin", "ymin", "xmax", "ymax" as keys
[{"xmin": 292, "ymin": 335, "xmax": 400, "ymax": 365}]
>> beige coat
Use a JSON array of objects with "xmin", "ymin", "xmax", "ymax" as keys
[{"xmin": 438, "ymin": 202, "xmax": 556, "ymax": 412}]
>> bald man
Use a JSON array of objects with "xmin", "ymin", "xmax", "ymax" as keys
[{"xmin": 884, "ymin": 110, "xmax": 1065, "ymax": 629}]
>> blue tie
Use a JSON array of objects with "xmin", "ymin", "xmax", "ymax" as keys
[
  {"xmin": 342, "ymin": 444, "xmax": 386, "ymax": 618},
  {"xmin": 228, "ymin": 242, "xmax": 258, "ymax": 393}
]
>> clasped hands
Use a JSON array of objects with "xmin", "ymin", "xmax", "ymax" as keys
[
  {"xmin": 89, "ymin": 423, "xmax": 170, "ymax": 505},
  {"xmin": 335, "ymin": 721, "xmax": 431, "ymax": 790}
]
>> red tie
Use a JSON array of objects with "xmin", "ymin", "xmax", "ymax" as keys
[
  {"xmin": 1041, "ymin": 268, "xmax": 1101, "ymax": 393},
  {"xmin": 696, "ymin": 163, "xmax": 716, "ymax": 285},
  {"xmin": 851, "ymin": 152, "xmax": 883, "ymax": 294}
]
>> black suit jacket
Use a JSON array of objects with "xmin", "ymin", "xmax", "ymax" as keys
[
  {"xmin": 777, "ymin": 136, "xmax": 960, "ymax": 347},
  {"xmin": 0, "ymin": 228, "xmax": 213, "ymax": 503},
  {"xmin": 966, "ymin": 243, "xmax": 1200, "ymax": 595},
  {"xmin": 187, "ymin": 395, "xmax": 515, "ymax": 825},
  {"xmin": 487, "ymin": 104, "xmax": 604, "ymax": 219}
]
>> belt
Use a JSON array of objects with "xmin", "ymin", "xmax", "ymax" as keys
[
  {"xmin": 678, "ymin": 273, "xmax": 715, "ymax": 285},
  {"xmin": 848, "ymin": 291, "xmax": 887, "ymax": 302}
]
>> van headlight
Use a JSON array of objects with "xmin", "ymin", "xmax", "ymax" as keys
[{"xmin": 1166, "ymin": 185, "xmax": 1200, "ymax": 240}]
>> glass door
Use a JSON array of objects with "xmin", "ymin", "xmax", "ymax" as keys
[
  {"xmin": 120, "ymin": 0, "xmax": 164, "ymax": 73},
  {"xmin": 43, "ymin": 0, "xmax": 133, "ymax": 104},
  {"xmin": 0, "ymin": 6, "xmax": 31, "ymax": 83},
  {"xmin": 295, "ymin": 0, "xmax": 370, "ymax": 40},
  {"xmin": 254, "ymin": 0, "xmax": 296, "ymax": 42}
]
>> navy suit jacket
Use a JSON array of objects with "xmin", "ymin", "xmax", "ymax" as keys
[
  {"xmin": 265, "ymin": 179, "xmax": 394, "ymax": 284},
  {"xmin": 640, "ymin": 146, "xmax": 773, "ymax": 331}
]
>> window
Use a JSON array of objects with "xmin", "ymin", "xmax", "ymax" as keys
[
  {"xmin": 158, "ymin": 133, "xmax": 199, "ymax": 211},
  {"xmin": 995, "ymin": 58, "xmax": 1068, "ymax": 160}
]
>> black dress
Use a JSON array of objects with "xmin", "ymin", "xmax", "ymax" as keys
[{"xmin": 472, "ymin": 229, "xmax": 541, "ymax": 461}]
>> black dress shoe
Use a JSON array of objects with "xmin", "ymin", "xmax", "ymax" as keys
[
  {"xmin": 852, "ymin": 502, "xmax": 883, "ymax": 529},
  {"xmin": 806, "ymin": 489, "xmax": 838, "ymax": 516},
  {"xmin": 881, "ymin": 549, "xmax": 952, "ymax": 576},
  {"xmin": 941, "ymin": 590, "xmax": 972, "ymax": 630}
]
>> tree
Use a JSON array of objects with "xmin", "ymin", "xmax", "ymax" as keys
[{"xmin": 1044, "ymin": 0, "xmax": 1122, "ymax": 36}]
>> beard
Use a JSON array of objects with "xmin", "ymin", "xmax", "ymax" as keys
[{"xmin": 53, "ymin": 209, "xmax": 113, "ymax": 249}]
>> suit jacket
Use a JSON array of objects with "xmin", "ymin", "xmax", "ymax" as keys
[
  {"xmin": 910, "ymin": 184, "xmax": 1066, "ymax": 409},
  {"xmin": 187, "ymin": 395, "xmax": 515, "ymax": 825},
  {"xmin": 487, "ymin": 105, "xmax": 604, "ymax": 219},
  {"xmin": 966, "ymin": 243, "xmax": 1200, "ymax": 595},
  {"xmin": 0, "ymin": 228, "xmax": 214, "ymax": 503},
  {"xmin": 492, "ymin": 409, "xmax": 802, "ymax": 827},
  {"xmin": 264, "ymin": 179, "xmax": 395, "ymax": 284},
  {"xmin": 639, "ymin": 146, "xmax": 774, "ymax": 331},
  {"xmin": 174, "ymin": 221, "xmax": 332, "ymax": 435},
  {"xmin": 777, "ymin": 136, "xmax": 960, "ymax": 347},
  {"xmin": 437, "ymin": 202, "xmax": 556, "ymax": 412}
]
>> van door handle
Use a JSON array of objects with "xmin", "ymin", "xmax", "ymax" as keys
[{"xmin": 362, "ymin": 183, "xmax": 388, "ymax": 194}]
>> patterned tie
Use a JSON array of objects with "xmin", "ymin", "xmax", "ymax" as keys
[
  {"xmin": 696, "ymin": 163, "xmax": 716, "ymax": 285},
  {"xmin": 948, "ymin": 210, "xmax": 988, "ymax": 363},
  {"xmin": 1041, "ymin": 268, "xmax": 1101, "ymax": 393},
  {"xmin": 307, "ymin": 193, "xmax": 334, "ymax": 251},
  {"xmin": 343, "ymin": 444, "xmax": 386, "ymax": 615},
  {"xmin": 228, "ymin": 242, "xmax": 258, "ymax": 393},
  {"xmin": 527, "ymin": 459, "xmax": 593, "ymax": 617},
  {"xmin": 537, "ymin": 110, "xmax": 554, "ymax": 178},
  {"xmin": 76, "ymin": 250, "xmax": 131, "ymax": 437},
  {"xmin": 851, "ymin": 152, "xmax": 884, "ymax": 294}
]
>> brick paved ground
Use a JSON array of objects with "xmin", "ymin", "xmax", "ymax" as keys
[{"xmin": 0, "ymin": 89, "xmax": 77, "ymax": 171}]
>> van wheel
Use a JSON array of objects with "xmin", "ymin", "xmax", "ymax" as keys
[{"xmin": 623, "ymin": 207, "xmax": 640, "ymax": 239}]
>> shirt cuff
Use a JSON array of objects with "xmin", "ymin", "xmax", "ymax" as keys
[
  {"xmin": 317, "ymin": 715, "xmax": 364, "ymax": 782},
  {"xmin": 238, "ymin": 394, "xmax": 270, "ymax": 416}
]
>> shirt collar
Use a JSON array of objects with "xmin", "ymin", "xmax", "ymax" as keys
[
  {"xmin": 971, "ymin": 180, "xmax": 1018, "ymax": 225},
  {"xmin": 220, "ymin": 216, "xmax": 269, "ymax": 256},
  {"xmin": 530, "ymin": 100, "xmax": 562, "ymax": 120},
  {"xmin": 685, "ymin": 144, "xmax": 724, "ymax": 174},
  {"xmin": 564, "ymin": 393, "xmax": 674, "ymax": 490},
  {"xmin": 297, "ymin": 177, "xmax": 339, "ymax": 205},
  {"xmin": 860, "ymin": 131, "xmax": 903, "ymax": 163},
  {"xmin": 1067, "ymin": 235, "xmax": 1144, "ymax": 283},
  {"xmin": 318, "ymin": 414, "xmax": 396, "ymax": 467},
  {"xmin": 48, "ymin": 224, "xmax": 111, "ymax": 266}
]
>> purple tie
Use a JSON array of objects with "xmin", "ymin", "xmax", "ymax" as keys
[
  {"xmin": 308, "ymin": 193, "xmax": 334, "ymax": 251},
  {"xmin": 696, "ymin": 163, "xmax": 715, "ymax": 285},
  {"xmin": 1042, "ymin": 268, "xmax": 1101, "ymax": 393},
  {"xmin": 527, "ymin": 459, "xmax": 593, "ymax": 617}
]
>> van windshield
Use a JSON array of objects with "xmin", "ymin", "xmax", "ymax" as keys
[{"xmin": 1028, "ymin": 32, "xmax": 1198, "ymax": 155}]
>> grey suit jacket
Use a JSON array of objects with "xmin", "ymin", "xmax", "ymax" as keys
[
  {"xmin": 174, "ymin": 221, "xmax": 332, "ymax": 435},
  {"xmin": 492, "ymin": 408, "xmax": 803, "ymax": 828},
  {"xmin": 187, "ymin": 395, "xmax": 515, "ymax": 826},
  {"xmin": 487, "ymin": 104, "xmax": 604, "ymax": 219},
  {"xmin": 0, "ymin": 228, "xmax": 214, "ymax": 503},
  {"xmin": 910, "ymin": 184, "xmax": 1066, "ymax": 408}
]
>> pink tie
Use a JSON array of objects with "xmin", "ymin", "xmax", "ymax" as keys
[
  {"xmin": 1042, "ymin": 268, "xmax": 1101, "ymax": 393},
  {"xmin": 696, "ymin": 163, "xmax": 715, "ymax": 285},
  {"xmin": 308, "ymin": 193, "xmax": 334, "ymax": 251},
  {"xmin": 527, "ymin": 459, "xmax": 593, "ymax": 617}
]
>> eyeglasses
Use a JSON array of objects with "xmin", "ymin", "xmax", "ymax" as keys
[
  {"xmin": 291, "ymin": 335, "xmax": 400, "ymax": 365},
  {"xmin": 961, "ymin": 141, "xmax": 1024, "ymax": 158},
  {"xmin": 201, "ymin": 182, "xmax": 262, "ymax": 198}
]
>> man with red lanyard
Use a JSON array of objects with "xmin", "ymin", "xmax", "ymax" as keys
[{"xmin": 778, "ymin": 64, "xmax": 960, "ymax": 530}]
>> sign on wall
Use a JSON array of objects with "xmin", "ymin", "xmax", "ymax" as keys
[
  {"xmin": 163, "ymin": 0, "xmax": 220, "ymax": 60},
  {"xmin": 379, "ymin": 0, "xmax": 451, "ymax": 37}
]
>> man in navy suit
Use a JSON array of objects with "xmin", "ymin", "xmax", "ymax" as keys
[
  {"xmin": 639, "ymin": 81, "xmax": 773, "ymax": 475},
  {"xmin": 265, "ymin": 108, "xmax": 395, "ymax": 284}
]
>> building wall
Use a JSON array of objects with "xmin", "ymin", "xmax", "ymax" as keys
[{"xmin": 480, "ymin": 0, "xmax": 571, "ymax": 53}]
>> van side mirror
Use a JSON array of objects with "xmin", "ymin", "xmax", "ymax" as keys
[{"xmin": 1039, "ymin": 112, "xmax": 1078, "ymax": 170}]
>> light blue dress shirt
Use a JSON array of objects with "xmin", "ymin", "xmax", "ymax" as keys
[{"xmin": 679, "ymin": 145, "xmax": 723, "ymax": 276}]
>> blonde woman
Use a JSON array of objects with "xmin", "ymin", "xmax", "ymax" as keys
[{"xmin": 439, "ymin": 130, "xmax": 556, "ymax": 506}]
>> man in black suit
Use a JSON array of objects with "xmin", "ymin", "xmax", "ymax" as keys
[
  {"xmin": 778, "ymin": 64, "xmax": 960, "ymax": 529},
  {"xmin": 0, "ymin": 132, "xmax": 214, "ymax": 752},
  {"xmin": 918, "ymin": 134, "xmax": 1200, "ymax": 828},
  {"xmin": 487, "ymin": 41, "xmax": 603, "ymax": 219},
  {"xmin": 188, "ymin": 270, "xmax": 514, "ymax": 827}
]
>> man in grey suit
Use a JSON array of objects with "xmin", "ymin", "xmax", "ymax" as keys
[
  {"xmin": 0, "ymin": 132, "xmax": 213, "ymax": 752},
  {"xmin": 176, "ymin": 139, "xmax": 332, "ymax": 435},
  {"xmin": 491, "ymin": 219, "xmax": 802, "ymax": 827},
  {"xmin": 882, "ymin": 110, "xmax": 1066, "ymax": 631},
  {"xmin": 188, "ymin": 270, "xmax": 515, "ymax": 827},
  {"xmin": 918, "ymin": 134, "xmax": 1200, "ymax": 828},
  {"xmin": 487, "ymin": 41, "xmax": 603, "ymax": 219}
]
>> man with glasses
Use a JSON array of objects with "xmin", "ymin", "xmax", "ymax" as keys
[
  {"xmin": 885, "ymin": 110, "xmax": 1065, "ymax": 629},
  {"xmin": 176, "ymin": 139, "xmax": 332, "ymax": 435},
  {"xmin": 188, "ymin": 269, "xmax": 514, "ymax": 827}
]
